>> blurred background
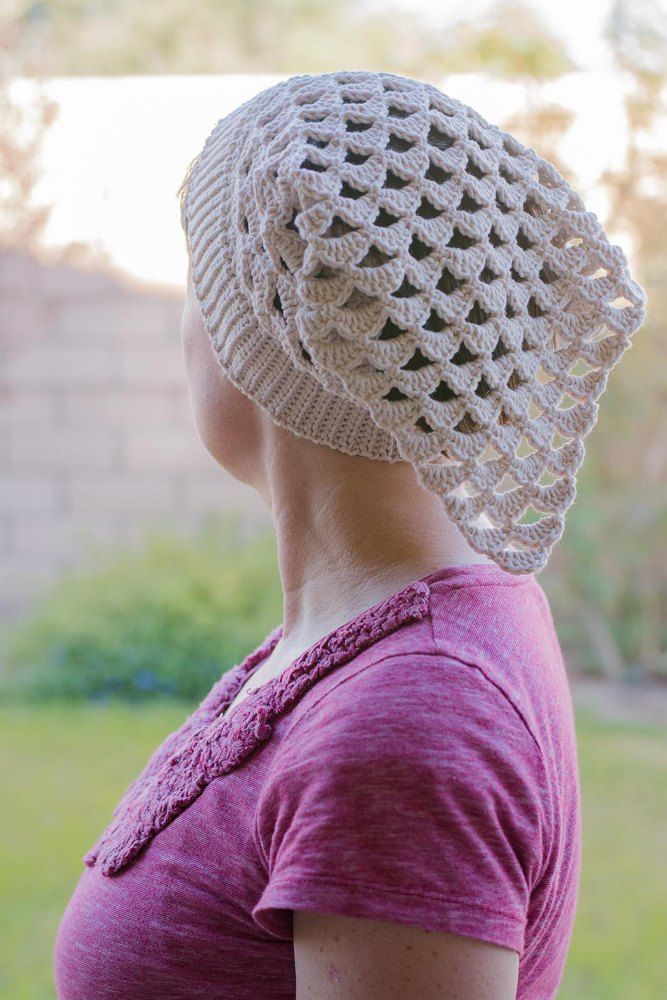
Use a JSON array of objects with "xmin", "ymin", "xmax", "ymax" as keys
[{"xmin": 0, "ymin": 0, "xmax": 666, "ymax": 997}]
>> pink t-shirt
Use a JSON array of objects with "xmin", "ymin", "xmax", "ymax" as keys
[{"xmin": 54, "ymin": 562, "xmax": 581, "ymax": 999}]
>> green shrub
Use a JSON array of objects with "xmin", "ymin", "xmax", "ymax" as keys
[
  {"xmin": 0, "ymin": 513, "xmax": 282, "ymax": 702},
  {"xmin": 542, "ymin": 459, "xmax": 667, "ymax": 681}
]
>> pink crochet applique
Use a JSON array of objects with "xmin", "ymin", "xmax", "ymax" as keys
[{"xmin": 84, "ymin": 580, "xmax": 430, "ymax": 876}]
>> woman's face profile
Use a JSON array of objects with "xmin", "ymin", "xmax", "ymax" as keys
[{"xmin": 180, "ymin": 267, "xmax": 262, "ymax": 485}]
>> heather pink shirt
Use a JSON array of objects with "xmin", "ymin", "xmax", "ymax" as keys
[{"xmin": 54, "ymin": 563, "xmax": 581, "ymax": 999}]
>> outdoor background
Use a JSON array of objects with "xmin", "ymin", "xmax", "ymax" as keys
[{"xmin": 1, "ymin": 0, "xmax": 666, "ymax": 997}]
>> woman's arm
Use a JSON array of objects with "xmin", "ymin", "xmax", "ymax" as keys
[{"xmin": 294, "ymin": 911, "xmax": 519, "ymax": 999}]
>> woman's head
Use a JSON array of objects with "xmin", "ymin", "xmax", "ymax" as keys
[{"xmin": 177, "ymin": 69, "xmax": 645, "ymax": 573}]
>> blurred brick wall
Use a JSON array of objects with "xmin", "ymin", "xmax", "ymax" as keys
[{"xmin": 0, "ymin": 250, "xmax": 269, "ymax": 622}]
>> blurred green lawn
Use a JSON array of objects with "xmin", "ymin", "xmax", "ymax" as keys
[{"xmin": 1, "ymin": 705, "xmax": 665, "ymax": 999}]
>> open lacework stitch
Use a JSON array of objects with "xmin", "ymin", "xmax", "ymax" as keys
[
  {"xmin": 84, "ymin": 580, "xmax": 430, "ymax": 876},
  {"xmin": 183, "ymin": 70, "xmax": 646, "ymax": 574}
]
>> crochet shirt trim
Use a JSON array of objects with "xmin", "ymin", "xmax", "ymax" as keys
[{"xmin": 84, "ymin": 579, "xmax": 430, "ymax": 876}]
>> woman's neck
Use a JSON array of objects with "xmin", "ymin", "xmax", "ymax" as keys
[{"xmin": 258, "ymin": 429, "xmax": 493, "ymax": 653}]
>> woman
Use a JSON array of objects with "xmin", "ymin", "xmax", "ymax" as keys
[{"xmin": 54, "ymin": 70, "xmax": 645, "ymax": 999}]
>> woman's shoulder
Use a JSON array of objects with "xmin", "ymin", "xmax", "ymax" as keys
[
  {"xmin": 254, "ymin": 581, "xmax": 559, "ymax": 947},
  {"xmin": 278, "ymin": 639, "xmax": 548, "ymax": 779},
  {"xmin": 425, "ymin": 566, "xmax": 575, "ymax": 769},
  {"xmin": 279, "ymin": 564, "xmax": 569, "ymax": 767},
  {"xmin": 262, "ymin": 563, "xmax": 578, "ymax": 858},
  {"xmin": 253, "ymin": 566, "xmax": 579, "ymax": 958}
]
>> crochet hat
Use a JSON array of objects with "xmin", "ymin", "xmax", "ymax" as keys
[{"xmin": 179, "ymin": 69, "xmax": 646, "ymax": 575}]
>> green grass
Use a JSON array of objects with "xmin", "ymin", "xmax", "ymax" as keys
[
  {"xmin": 0, "ymin": 703, "xmax": 185, "ymax": 1000},
  {"xmin": 0, "ymin": 705, "xmax": 665, "ymax": 999},
  {"xmin": 560, "ymin": 711, "xmax": 667, "ymax": 1000}
]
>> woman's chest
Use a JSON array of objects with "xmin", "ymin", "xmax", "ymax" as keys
[
  {"xmin": 55, "ymin": 584, "xmax": 431, "ymax": 997},
  {"xmin": 54, "ymin": 766, "xmax": 295, "ymax": 1000}
]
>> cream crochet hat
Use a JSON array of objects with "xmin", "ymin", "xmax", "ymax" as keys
[{"xmin": 179, "ymin": 69, "xmax": 646, "ymax": 575}]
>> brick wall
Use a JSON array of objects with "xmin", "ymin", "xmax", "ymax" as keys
[{"xmin": 0, "ymin": 250, "xmax": 269, "ymax": 622}]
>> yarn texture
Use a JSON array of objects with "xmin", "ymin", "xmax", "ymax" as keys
[{"xmin": 180, "ymin": 69, "xmax": 646, "ymax": 574}]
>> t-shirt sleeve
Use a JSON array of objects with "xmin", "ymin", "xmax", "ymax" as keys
[{"xmin": 252, "ymin": 652, "xmax": 550, "ymax": 953}]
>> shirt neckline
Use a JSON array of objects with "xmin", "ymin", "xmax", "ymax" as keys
[
  {"xmin": 220, "ymin": 561, "xmax": 514, "ymax": 721},
  {"xmin": 84, "ymin": 566, "xmax": 454, "ymax": 877},
  {"xmin": 83, "ymin": 560, "xmax": 525, "ymax": 876}
]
